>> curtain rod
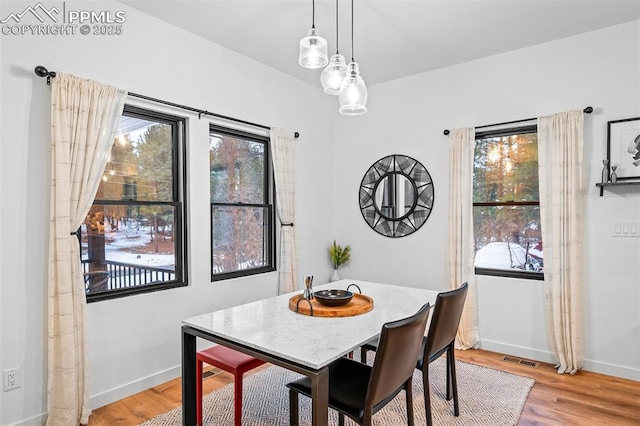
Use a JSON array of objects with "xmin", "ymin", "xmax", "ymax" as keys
[
  {"xmin": 442, "ymin": 106, "xmax": 593, "ymax": 136},
  {"xmin": 34, "ymin": 66, "xmax": 300, "ymax": 139}
]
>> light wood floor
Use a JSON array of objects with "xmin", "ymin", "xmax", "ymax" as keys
[{"xmin": 88, "ymin": 349, "xmax": 640, "ymax": 425}]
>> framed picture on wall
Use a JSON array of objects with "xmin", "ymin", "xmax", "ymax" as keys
[{"xmin": 607, "ymin": 117, "xmax": 640, "ymax": 181}]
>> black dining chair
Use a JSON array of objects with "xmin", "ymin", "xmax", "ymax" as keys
[
  {"xmin": 361, "ymin": 282, "xmax": 469, "ymax": 426},
  {"xmin": 286, "ymin": 303, "xmax": 431, "ymax": 426}
]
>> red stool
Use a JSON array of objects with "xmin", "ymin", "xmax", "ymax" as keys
[{"xmin": 196, "ymin": 345, "xmax": 265, "ymax": 426}]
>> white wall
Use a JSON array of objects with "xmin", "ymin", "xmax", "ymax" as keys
[
  {"xmin": 333, "ymin": 21, "xmax": 640, "ymax": 380},
  {"xmin": 0, "ymin": 2, "xmax": 335, "ymax": 424}
]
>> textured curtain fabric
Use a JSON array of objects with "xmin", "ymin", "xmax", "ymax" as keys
[
  {"xmin": 47, "ymin": 73, "xmax": 126, "ymax": 425},
  {"xmin": 537, "ymin": 110, "xmax": 584, "ymax": 374},
  {"xmin": 269, "ymin": 128, "xmax": 297, "ymax": 294},
  {"xmin": 448, "ymin": 128, "xmax": 480, "ymax": 349}
]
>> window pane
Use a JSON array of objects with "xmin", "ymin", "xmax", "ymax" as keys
[
  {"xmin": 211, "ymin": 206, "xmax": 268, "ymax": 274},
  {"xmin": 474, "ymin": 133, "xmax": 539, "ymax": 202},
  {"xmin": 82, "ymin": 106, "xmax": 186, "ymax": 301},
  {"xmin": 98, "ymin": 115, "xmax": 174, "ymax": 202},
  {"xmin": 209, "ymin": 133, "xmax": 265, "ymax": 203},
  {"xmin": 473, "ymin": 205, "xmax": 543, "ymax": 272},
  {"xmin": 81, "ymin": 204, "xmax": 177, "ymax": 294}
]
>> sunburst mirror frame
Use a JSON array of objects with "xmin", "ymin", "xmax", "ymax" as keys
[{"xmin": 358, "ymin": 154, "xmax": 434, "ymax": 238}]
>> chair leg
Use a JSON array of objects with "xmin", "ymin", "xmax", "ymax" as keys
[
  {"xmin": 449, "ymin": 344, "xmax": 460, "ymax": 416},
  {"xmin": 362, "ymin": 407, "xmax": 373, "ymax": 426},
  {"xmin": 446, "ymin": 347, "xmax": 453, "ymax": 401},
  {"xmin": 360, "ymin": 347, "xmax": 368, "ymax": 363},
  {"xmin": 338, "ymin": 413, "xmax": 346, "ymax": 426},
  {"xmin": 445, "ymin": 361, "xmax": 451, "ymax": 400},
  {"xmin": 405, "ymin": 378, "xmax": 415, "ymax": 426},
  {"xmin": 233, "ymin": 372, "xmax": 243, "ymax": 426},
  {"xmin": 196, "ymin": 358, "xmax": 203, "ymax": 426},
  {"xmin": 422, "ymin": 364, "xmax": 433, "ymax": 426},
  {"xmin": 289, "ymin": 390, "xmax": 299, "ymax": 426}
]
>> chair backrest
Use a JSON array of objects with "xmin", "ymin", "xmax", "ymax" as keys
[
  {"xmin": 366, "ymin": 303, "xmax": 431, "ymax": 407},
  {"xmin": 424, "ymin": 282, "xmax": 468, "ymax": 359}
]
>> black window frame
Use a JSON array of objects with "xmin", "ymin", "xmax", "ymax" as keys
[
  {"xmin": 473, "ymin": 124, "xmax": 544, "ymax": 281},
  {"xmin": 209, "ymin": 125, "xmax": 275, "ymax": 281},
  {"xmin": 84, "ymin": 104, "xmax": 189, "ymax": 302}
]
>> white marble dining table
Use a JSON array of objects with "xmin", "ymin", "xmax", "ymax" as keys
[{"xmin": 181, "ymin": 279, "xmax": 439, "ymax": 425}]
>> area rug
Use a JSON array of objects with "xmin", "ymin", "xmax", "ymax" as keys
[{"xmin": 141, "ymin": 356, "xmax": 534, "ymax": 425}]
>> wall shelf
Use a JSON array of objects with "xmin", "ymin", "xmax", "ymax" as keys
[{"xmin": 596, "ymin": 180, "xmax": 640, "ymax": 196}]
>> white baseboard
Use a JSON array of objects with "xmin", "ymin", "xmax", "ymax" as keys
[
  {"xmin": 479, "ymin": 339, "xmax": 640, "ymax": 381},
  {"xmin": 582, "ymin": 359, "xmax": 640, "ymax": 381},
  {"xmin": 5, "ymin": 366, "xmax": 181, "ymax": 426},
  {"xmin": 89, "ymin": 364, "xmax": 181, "ymax": 409},
  {"xmin": 6, "ymin": 413, "xmax": 47, "ymax": 426},
  {"xmin": 479, "ymin": 339, "xmax": 556, "ymax": 364}
]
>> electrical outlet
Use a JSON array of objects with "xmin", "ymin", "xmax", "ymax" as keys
[{"xmin": 3, "ymin": 367, "xmax": 20, "ymax": 391}]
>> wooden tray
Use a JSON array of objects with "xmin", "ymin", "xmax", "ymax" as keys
[{"xmin": 288, "ymin": 293, "xmax": 374, "ymax": 317}]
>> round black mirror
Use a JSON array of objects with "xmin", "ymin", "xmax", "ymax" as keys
[{"xmin": 359, "ymin": 154, "xmax": 434, "ymax": 238}]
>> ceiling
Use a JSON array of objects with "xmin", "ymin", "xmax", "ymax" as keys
[{"xmin": 122, "ymin": 1, "xmax": 640, "ymax": 88}]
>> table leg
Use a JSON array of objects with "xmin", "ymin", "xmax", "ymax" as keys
[
  {"xmin": 182, "ymin": 326, "xmax": 197, "ymax": 425},
  {"xmin": 310, "ymin": 367, "xmax": 329, "ymax": 426}
]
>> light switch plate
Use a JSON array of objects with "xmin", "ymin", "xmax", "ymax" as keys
[{"xmin": 613, "ymin": 222, "xmax": 640, "ymax": 237}]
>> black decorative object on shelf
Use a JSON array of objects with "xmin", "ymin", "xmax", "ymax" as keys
[{"xmin": 358, "ymin": 154, "xmax": 434, "ymax": 238}]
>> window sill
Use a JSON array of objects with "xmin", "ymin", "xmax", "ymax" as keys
[
  {"xmin": 87, "ymin": 280, "xmax": 188, "ymax": 303},
  {"xmin": 211, "ymin": 266, "xmax": 276, "ymax": 282},
  {"xmin": 475, "ymin": 267, "xmax": 544, "ymax": 281}
]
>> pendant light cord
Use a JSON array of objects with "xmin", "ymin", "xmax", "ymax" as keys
[
  {"xmin": 351, "ymin": 0, "xmax": 354, "ymax": 62},
  {"xmin": 312, "ymin": 0, "xmax": 316, "ymax": 29},
  {"xmin": 335, "ymin": 0, "xmax": 340, "ymax": 54}
]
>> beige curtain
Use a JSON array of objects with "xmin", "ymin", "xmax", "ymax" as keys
[
  {"xmin": 47, "ymin": 73, "xmax": 126, "ymax": 425},
  {"xmin": 448, "ymin": 128, "xmax": 480, "ymax": 349},
  {"xmin": 537, "ymin": 110, "xmax": 584, "ymax": 374},
  {"xmin": 269, "ymin": 128, "xmax": 297, "ymax": 294}
]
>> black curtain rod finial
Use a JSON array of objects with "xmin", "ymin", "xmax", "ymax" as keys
[
  {"xmin": 584, "ymin": 106, "xmax": 593, "ymax": 114},
  {"xmin": 34, "ymin": 65, "xmax": 49, "ymax": 77},
  {"xmin": 34, "ymin": 65, "xmax": 56, "ymax": 85},
  {"xmin": 443, "ymin": 129, "xmax": 450, "ymax": 136}
]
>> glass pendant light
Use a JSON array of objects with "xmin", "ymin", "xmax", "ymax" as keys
[
  {"xmin": 339, "ymin": 0, "xmax": 367, "ymax": 115},
  {"xmin": 339, "ymin": 62, "xmax": 367, "ymax": 115},
  {"xmin": 322, "ymin": 54, "xmax": 348, "ymax": 94},
  {"xmin": 321, "ymin": 0, "xmax": 348, "ymax": 95},
  {"xmin": 299, "ymin": 0, "xmax": 328, "ymax": 69}
]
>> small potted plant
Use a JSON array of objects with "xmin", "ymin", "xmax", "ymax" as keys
[{"xmin": 329, "ymin": 240, "xmax": 351, "ymax": 282}]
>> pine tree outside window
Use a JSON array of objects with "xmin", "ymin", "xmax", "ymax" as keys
[
  {"xmin": 209, "ymin": 126, "xmax": 275, "ymax": 280},
  {"xmin": 81, "ymin": 105, "xmax": 187, "ymax": 301},
  {"xmin": 473, "ymin": 125, "xmax": 544, "ymax": 280}
]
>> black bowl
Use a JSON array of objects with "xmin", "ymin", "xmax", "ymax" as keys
[{"xmin": 314, "ymin": 289, "xmax": 354, "ymax": 307}]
